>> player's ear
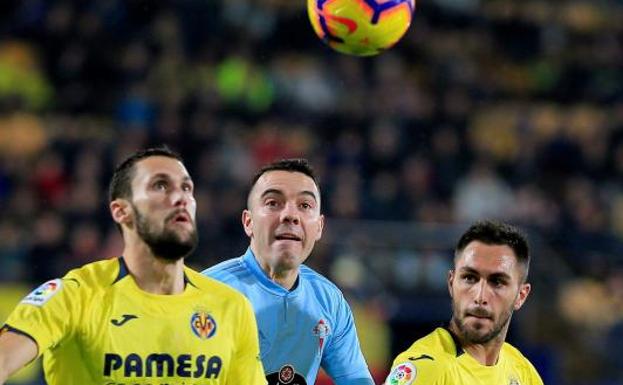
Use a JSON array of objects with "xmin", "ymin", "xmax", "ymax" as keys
[
  {"xmin": 447, "ymin": 269, "xmax": 455, "ymax": 298},
  {"xmin": 242, "ymin": 209, "xmax": 253, "ymax": 237},
  {"xmin": 514, "ymin": 282, "xmax": 531, "ymax": 310},
  {"xmin": 110, "ymin": 199, "xmax": 132, "ymax": 226},
  {"xmin": 315, "ymin": 214, "xmax": 325, "ymax": 241}
]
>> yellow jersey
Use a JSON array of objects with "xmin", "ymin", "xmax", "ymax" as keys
[
  {"xmin": 3, "ymin": 257, "xmax": 266, "ymax": 385},
  {"xmin": 385, "ymin": 327, "xmax": 543, "ymax": 385}
]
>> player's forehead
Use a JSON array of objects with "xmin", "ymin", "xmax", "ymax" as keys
[
  {"xmin": 251, "ymin": 170, "xmax": 320, "ymax": 200},
  {"xmin": 456, "ymin": 241, "xmax": 518, "ymax": 276},
  {"xmin": 132, "ymin": 156, "xmax": 191, "ymax": 185}
]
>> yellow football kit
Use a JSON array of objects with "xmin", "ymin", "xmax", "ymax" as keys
[
  {"xmin": 3, "ymin": 257, "xmax": 266, "ymax": 385},
  {"xmin": 385, "ymin": 328, "xmax": 543, "ymax": 385}
]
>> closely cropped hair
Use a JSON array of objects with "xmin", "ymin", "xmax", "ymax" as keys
[
  {"xmin": 247, "ymin": 158, "xmax": 321, "ymax": 208},
  {"xmin": 455, "ymin": 220, "xmax": 531, "ymax": 281},
  {"xmin": 250, "ymin": 158, "xmax": 320, "ymax": 191},
  {"xmin": 108, "ymin": 146, "xmax": 183, "ymax": 202}
]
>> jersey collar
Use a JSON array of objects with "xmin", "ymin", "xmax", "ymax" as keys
[
  {"xmin": 443, "ymin": 325, "xmax": 466, "ymax": 357},
  {"xmin": 242, "ymin": 248, "xmax": 301, "ymax": 296},
  {"xmin": 114, "ymin": 256, "xmax": 196, "ymax": 288}
]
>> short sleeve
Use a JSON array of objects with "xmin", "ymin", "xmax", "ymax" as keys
[
  {"xmin": 3, "ymin": 276, "xmax": 83, "ymax": 358},
  {"xmin": 385, "ymin": 351, "xmax": 446, "ymax": 385},
  {"xmin": 321, "ymin": 293, "xmax": 374, "ymax": 385},
  {"xmin": 523, "ymin": 359, "xmax": 544, "ymax": 385},
  {"xmin": 228, "ymin": 296, "xmax": 267, "ymax": 385}
]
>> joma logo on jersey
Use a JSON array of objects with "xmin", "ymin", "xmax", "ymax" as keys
[
  {"xmin": 103, "ymin": 353, "xmax": 222, "ymax": 378},
  {"xmin": 190, "ymin": 311, "xmax": 217, "ymax": 339}
]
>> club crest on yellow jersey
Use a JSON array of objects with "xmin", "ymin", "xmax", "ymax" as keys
[{"xmin": 190, "ymin": 311, "xmax": 217, "ymax": 339}]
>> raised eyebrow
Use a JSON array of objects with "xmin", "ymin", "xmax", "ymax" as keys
[
  {"xmin": 299, "ymin": 190, "xmax": 318, "ymax": 202},
  {"xmin": 459, "ymin": 267, "xmax": 511, "ymax": 280},
  {"xmin": 458, "ymin": 267, "xmax": 480, "ymax": 276},
  {"xmin": 488, "ymin": 272, "xmax": 512, "ymax": 281},
  {"xmin": 151, "ymin": 173, "xmax": 193, "ymax": 184},
  {"xmin": 260, "ymin": 188, "xmax": 285, "ymax": 199},
  {"xmin": 259, "ymin": 189, "xmax": 318, "ymax": 202}
]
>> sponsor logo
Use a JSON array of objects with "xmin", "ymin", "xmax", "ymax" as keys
[
  {"xmin": 103, "ymin": 353, "xmax": 222, "ymax": 378},
  {"xmin": 386, "ymin": 362, "xmax": 416, "ymax": 385},
  {"xmin": 408, "ymin": 354, "xmax": 434, "ymax": 361},
  {"xmin": 111, "ymin": 314, "xmax": 139, "ymax": 327},
  {"xmin": 266, "ymin": 364, "xmax": 307, "ymax": 385},
  {"xmin": 279, "ymin": 364, "xmax": 295, "ymax": 384},
  {"xmin": 190, "ymin": 311, "xmax": 217, "ymax": 339},
  {"xmin": 21, "ymin": 279, "xmax": 62, "ymax": 306},
  {"xmin": 509, "ymin": 378, "xmax": 521, "ymax": 385},
  {"xmin": 312, "ymin": 319, "xmax": 330, "ymax": 356}
]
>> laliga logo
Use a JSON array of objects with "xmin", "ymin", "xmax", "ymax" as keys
[
  {"xmin": 190, "ymin": 311, "xmax": 217, "ymax": 339},
  {"xmin": 36, "ymin": 281, "xmax": 58, "ymax": 296}
]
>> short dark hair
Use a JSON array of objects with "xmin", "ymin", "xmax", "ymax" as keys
[
  {"xmin": 108, "ymin": 146, "xmax": 183, "ymax": 202},
  {"xmin": 455, "ymin": 220, "xmax": 530, "ymax": 281},
  {"xmin": 248, "ymin": 158, "xmax": 320, "ymax": 206}
]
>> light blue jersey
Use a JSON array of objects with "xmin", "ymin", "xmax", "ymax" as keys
[{"xmin": 203, "ymin": 248, "xmax": 374, "ymax": 385}]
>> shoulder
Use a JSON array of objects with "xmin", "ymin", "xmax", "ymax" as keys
[
  {"xmin": 15, "ymin": 258, "xmax": 118, "ymax": 309},
  {"xmin": 402, "ymin": 328, "xmax": 459, "ymax": 360},
  {"xmin": 202, "ymin": 257, "xmax": 249, "ymax": 283},
  {"xmin": 300, "ymin": 264, "xmax": 343, "ymax": 295},
  {"xmin": 62, "ymin": 257, "xmax": 122, "ymax": 291},
  {"xmin": 502, "ymin": 342, "xmax": 543, "ymax": 382},
  {"xmin": 387, "ymin": 329, "xmax": 458, "ymax": 385},
  {"xmin": 187, "ymin": 267, "xmax": 252, "ymax": 305}
]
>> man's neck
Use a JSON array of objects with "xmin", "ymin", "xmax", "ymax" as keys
[
  {"xmin": 122, "ymin": 243, "xmax": 185, "ymax": 295},
  {"xmin": 252, "ymin": 253, "xmax": 299, "ymax": 291},
  {"xmin": 448, "ymin": 320, "xmax": 506, "ymax": 366}
]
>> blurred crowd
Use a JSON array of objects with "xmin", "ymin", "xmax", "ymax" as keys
[{"xmin": 1, "ymin": 0, "xmax": 623, "ymax": 384}]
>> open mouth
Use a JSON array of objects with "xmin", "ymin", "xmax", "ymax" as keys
[
  {"xmin": 169, "ymin": 212, "xmax": 191, "ymax": 224},
  {"xmin": 274, "ymin": 233, "xmax": 302, "ymax": 242}
]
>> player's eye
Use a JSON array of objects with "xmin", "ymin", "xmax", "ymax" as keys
[
  {"xmin": 462, "ymin": 274, "xmax": 478, "ymax": 284},
  {"xmin": 265, "ymin": 199, "xmax": 279, "ymax": 207},
  {"xmin": 300, "ymin": 202, "xmax": 312, "ymax": 210},
  {"xmin": 490, "ymin": 278, "xmax": 507, "ymax": 288},
  {"xmin": 154, "ymin": 180, "xmax": 168, "ymax": 190},
  {"xmin": 182, "ymin": 183, "xmax": 193, "ymax": 193}
]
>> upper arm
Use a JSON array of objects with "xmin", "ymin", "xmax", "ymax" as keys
[
  {"xmin": 385, "ymin": 352, "xmax": 446, "ymax": 385},
  {"xmin": 322, "ymin": 295, "xmax": 373, "ymax": 383},
  {"xmin": 227, "ymin": 298, "xmax": 266, "ymax": 385},
  {"xmin": 0, "ymin": 329, "xmax": 38, "ymax": 383}
]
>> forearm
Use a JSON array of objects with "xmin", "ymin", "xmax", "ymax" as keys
[{"xmin": 0, "ymin": 330, "xmax": 39, "ymax": 384}]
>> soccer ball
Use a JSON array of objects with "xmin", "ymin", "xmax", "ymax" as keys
[{"xmin": 307, "ymin": 0, "xmax": 416, "ymax": 56}]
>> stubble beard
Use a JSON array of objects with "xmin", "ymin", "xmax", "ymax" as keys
[
  {"xmin": 133, "ymin": 204, "xmax": 198, "ymax": 261},
  {"xmin": 451, "ymin": 301, "xmax": 514, "ymax": 345}
]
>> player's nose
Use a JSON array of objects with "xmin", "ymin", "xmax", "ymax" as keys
[
  {"xmin": 280, "ymin": 202, "xmax": 300, "ymax": 225},
  {"xmin": 473, "ymin": 279, "xmax": 489, "ymax": 305}
]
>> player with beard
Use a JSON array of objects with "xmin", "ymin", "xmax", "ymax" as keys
[
  {"xmin": 0, "ymin": 147, "xmax": 266, "ymax": 385},
  {"xmin": 385, "ymin": 220, "xmax": 543, "ymax": 385}
]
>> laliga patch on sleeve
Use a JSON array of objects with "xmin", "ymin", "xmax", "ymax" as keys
[
  {"xmin": 386, "ymin": 362, "xmax": 417, "ymax": 385},
  {"xmin": 21, "ymin": 279, "xmax": 63, "ymax": 307}
]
